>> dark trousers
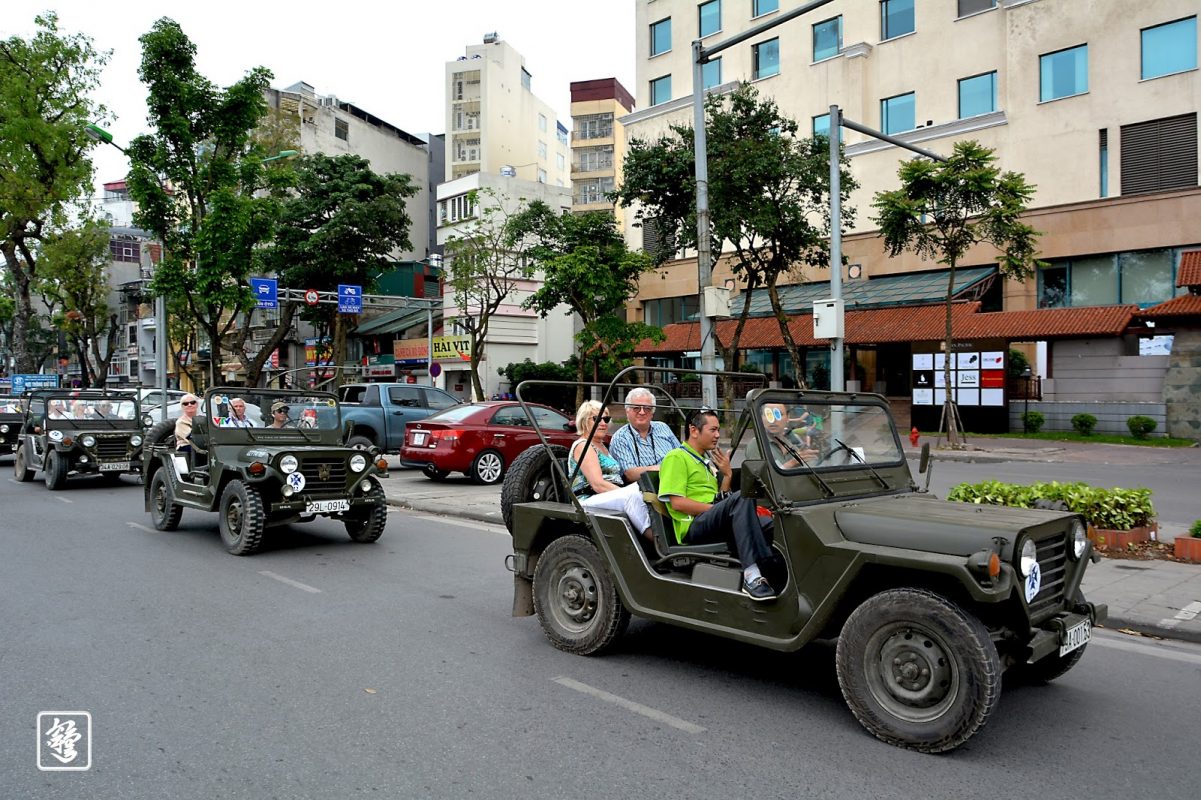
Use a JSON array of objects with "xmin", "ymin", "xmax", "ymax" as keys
[{"xmin": 683, "ymin": 490, "xmax": 774, "ymax": 571}]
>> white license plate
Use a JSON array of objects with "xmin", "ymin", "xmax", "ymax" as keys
[
  {"xmin": 99, "ymin": 461, "xmax": 130, "ymax": 472},
  {"xmin": 412, "ymin": 432, "xmax": 427, "ymax": 446},
  {"xmin": 1059, "ymin": 619, "xmax": 1092, "ymax": 657},
  {"xmin": 305, "ymin": 499, "xmax": 350, "ymax": 514}
]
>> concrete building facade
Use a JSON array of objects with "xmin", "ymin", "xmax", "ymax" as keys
[{"xmin": 569, "ymin": 78, "xmax": 635, "ymax": 228}]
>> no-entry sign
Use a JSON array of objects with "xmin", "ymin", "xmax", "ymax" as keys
[{"xmin": 304, "ymin": 289, "xmax": 320, "ymax": 306}]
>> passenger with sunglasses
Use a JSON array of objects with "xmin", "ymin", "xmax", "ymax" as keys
[
  {"xmin": 567, "ymin": 400, "xmax": 653, "ymax": 541},
  {"xmin": 608, "ymin": 387, "xmax": 680, "ymax": 484},
  {"xmin": 174, "ymin": 394, "xmax": 200, "ymax": 451}
]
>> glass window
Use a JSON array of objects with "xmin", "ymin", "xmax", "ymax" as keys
[
  {"xmin": 574, "ymin": 113, "xmax": 613, "ymax": 140},
  {"xmin": 813, "ymin": 16, "xmax": 842, "ymax": 61},
  {"xmin": 753, "ymin": 0, "xmax": 778, "ymax": 17},
  {"xmin": 521, "ymin": 68, "xmax": 532, "ymax": 91},
  {"xmin": 813, "ymin": 113, "xmax": 842, "ymax": 143},
  {"xmin": 1141, "ymin": 17, "xmax": 1197, "ymax": 80},
  {"xmin": 422, "ymin": 389, "xmax": 458, "ymax": 411},
  {"xmin": 958, "ymin": 71, "xmax": 997, "ymax": 118},
  {"xmin": 491, "ymin": 407, "xmax": 530, "ymax": 427},
  {"xmin": 538, "ymin": 140, "xmax": 547, "ymax": 159},
  {"xmin": 334, "ymin": 118, "xmax": 349, "ymax": 141},
  {"xmin": 702, "ymin": 57, "xmax": 722, "ymax": 90},
  {"xmin": 1038, "ymin": 264, "xmax": 1068, "ymax": 308},
  {"xmin": 532, "ymin": 406, "xmax": 569, "ymax": 429},
  {"xmin": 699, "ymin": 0, "xmax": 721, "ymax": 38},
  {"xmin": 881, "ymin": 0, "xmax": 915, "ymax": 40},
  {"xmin": 1040, "ymin": 44, "xmax": 1088, "ymax": 102},
  {"xmin": 388, "ymin": 387, "xmax": 422, "ymax": 407},
  {"xmin": 538, "ymin": 114, "xmax": 547, "ymax": 132},
  {"xmin": 1099, "ymin": 128, "xmax": 1108, "ymax": 198},
  {"xmin": 650, "ymin": 74, "xmax": 672, "ymax": 106},
  {"xmin": 1120, "ymin": 249, "xmax": 1174, "ymax": 306},
  {"xmin": 881, "ymin": 92, "xmax": 915, "ymax": 135},
  {"xmin": 556, "ymin": 153, "xmax": 565, "ymax": 170},
  {"xmin": 537, "ymin": 168, "xmax": 547, "ymax": 184},
  {"xmin": 1070, "ymin": 255, "xmax": 1119, "ymax": 306},
  {"xmin": 753, "ymin": 38, "xmax": 780, "ymax": 79},
  {"xmin": 650, "ymin": 17, "xmax": 672, "ymax": 56},
  {"xmin": 957, "ymin": 0, "xmax": 996, "ymax": 17}
]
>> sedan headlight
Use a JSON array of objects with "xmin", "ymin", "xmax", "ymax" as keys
[
  {"xmin": 130, "ymin": 435, "xmax": 143, "ymax": 447},
  {"xmin": 49, "ymin": 430, "xmax": 64, "ymax": 442},
  {"xmin": 279, "ymin": 455, "xmax": 299, "ymax": 474},
  {"xmin": 1070, "ymin": 519, "xmax": 1087, "ymax": 560},
  {"xmin": 349, "ymin": 453, "xmax": 367, "ymax": 473},
  {"xmin": 1019, "ymin": 538, "xmax": 1038, "ymax": 577},
  {"xmin": 81, "ymin": 434, "xmax": 96, "ymax": 448}
]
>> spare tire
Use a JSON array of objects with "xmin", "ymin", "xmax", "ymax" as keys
[
  {"xmin": 146, "ymin": 418, "xmax": 178, "ymax": 448},
  {"xmin": 501, "ymin": 444, "xmax": 570, "ymax": 534},
  {"xmin": 1032, "ymin": 499, "xmax": 1069, "ymax": 512}
]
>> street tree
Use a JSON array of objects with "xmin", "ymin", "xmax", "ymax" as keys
[
  {"xmin": 510, "ymin": 204, "xmax": 659, "ymax": 407},
  {"xmin": 873, "ymin": 140, "xmax": 1044, "ymax": 446},
  {"xmin": 125, "ymin": 17, "xmax": 285, "ymax": 389},
  {"xmin": 617, "ymin": 82, "xmax": 856, "ymax": 392},
  {"xmin": 253, "ymin": 153, "xmax": 416, "ymax": 388},
  {"xmin": 0, "ymin": 13, "xmax": 108, "ymax": 373}
]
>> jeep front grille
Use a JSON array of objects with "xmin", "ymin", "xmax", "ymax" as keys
[
  {"xmin": 299, "ymin": 457, "xmax": 347, "ymax": 493},
  {"xmin": 96, "ymin": 436, "xmax": 131, "ymax": 460},
  {"xmin": 1027, "ymin": 532, "xmax": 1068, "ymax": 621}
]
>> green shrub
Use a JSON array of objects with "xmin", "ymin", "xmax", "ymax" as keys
[
  {"xmin": 1126, "ymin": 415, "xmax": 1157, "ymax": 439},
  {"xmin": 1008, "ymin": 349, "xmax": 1030, "ymax": 376},
  {"xmin": 1020, "ymin": 411, "xmax": 1045, "ymax": 433},
  {"xmin": 1071, "ymin": 413, "xmax": 1097, "ymax": 436},
  {"xmin": 948, "ymin": 480, "xmax": 1155, "ymax": 531},
  {"xmin": 1190, "ymin": 520, "xmax": 1201, "ymax": 539}
]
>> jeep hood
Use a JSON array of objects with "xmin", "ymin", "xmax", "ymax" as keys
[{"xmin": 833, "ymin": 494, "xmax": 1067, "ymax": 556}]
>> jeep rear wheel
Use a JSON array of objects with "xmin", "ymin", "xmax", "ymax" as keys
[
  {"xmin": 149, "ymin": 470, "xmax": 183, "ymax": 531},
  {"xmin": 836, "ymin": 588, "xmax": 1000, "ymax": 754},
  {"xmin": 501, "ymin": 444, "xmax": 569, "ymax": 533},
  {"xmin": 533, "ymin": 534, "xmax": 629, "ymax": 655},
  {"xmin": 344, "ymin": 483, "xmax": 387, "ymax": 543},
  {"xmin": 14, "ymin": 445, "xmax": 33, "ymax": 482},
  {"xmin": 44, "ymin": 450, "xmax": 69, "ymax": 491},
  {"xmin": 218, "ymin": 480, "xmax": 265, "ymax": 555}
]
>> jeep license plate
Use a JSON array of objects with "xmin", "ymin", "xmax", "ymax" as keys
[
  {"xmin": 99, "ymin": 461, "xmax": 130, "ymax": 472},
  {"xmin": 412, "ymin": 431, "xmax": 427, "ymax": 446},
  {"xmin": 1059, "ymin": 619, "xmax": 1091, "ymax": 657},
  {"xmin": 305, "ymin": 499, "xmax": 350, "ymax": 514}
]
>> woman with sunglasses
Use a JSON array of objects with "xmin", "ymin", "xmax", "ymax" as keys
[
  {"xmin": 567, "ymin": 400, "xmax": 653, "ymax": 541},
  {"xmin": 174, "ymin": 394, "xmax": 200, "ymax": 451}
]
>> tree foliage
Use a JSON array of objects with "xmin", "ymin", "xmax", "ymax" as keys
[
  {"xmin": 0, "ymin": 13, "xmax": 108, "ymax": 373},
  {"xmin": 873, "ymin": 140, "xmax": 1044, "ymax": 446}
]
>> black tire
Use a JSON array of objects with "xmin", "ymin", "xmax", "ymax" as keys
[
  {"xmin": 145, "ymin": 418, "xmax": 178, "ymax": 448},
  {"xmin": 13, "ymin": 445, "xmax": 33, "ymax": 482},
  {"xmin": 470, "ymin": 449, "xmax": 505, "ymax": 485},
  {"xmin": 148, "ymin": 469, "xmax": 183, "ymax": 531},
  {"xmin": 423, "ymin": 464, "xmax": 450, "ymax": 481},
  {"xmin": 835, "ymin": 588, "xmax": 1001, "ymax": 754},
  {"xmin": 44, "ymin": 450, "xmax": 69, "ymax": 491},
  {"xmin": 344, "ymin": 482, "xmax": 387, "ymax": 543},
  {"xmin": 532, "ymin": 534, "xmax": 629, "ymax": 655},
  {"xmin": 1033, "ymin": 499, "xmax": 1070, "ymax": 512},
  {"xmin": 1013, "ymin": 644, "xmax": 1087, "ymax": 685},
  {"xmin": 347, "ymin": 435, "xmax": 374, "ymax": 451},
  {"xmin": 501, "ymin": 444, "xmax": 570, "ymax": 533},
  {"xmin": 218, "ymin": 480, "xmax": 266, "ymax": 555}
]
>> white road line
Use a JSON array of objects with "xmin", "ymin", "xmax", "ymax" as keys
[
  {"xmin": 552, "ymin": 676, "xmax": 706, "ymax": 734},
  {"xmin": 127, "ymin": 522, "xmax": 157, "ymax": 533},
  {"xmin": 1092, "ymin": 633, "xmax": 1201, "ymax": 666},
  {"xmin": 1156, "ymin": 600, "xmax": 1201, "ymax": 630},
  {"xmin": 258, "ymin": 570, "xmax": 322, "ymax": 594},
  {"xmin": 54, "ymin": 496, "xmax": 73, "ymax": 504},
  {"xmin": 7, "ymin": 479, "xmax": 19, "ymax": 485}
]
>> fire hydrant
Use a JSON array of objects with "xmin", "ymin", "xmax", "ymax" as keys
[{"xmin": 909, "ymin": 427, "xmax": 920, "ymax": 447}]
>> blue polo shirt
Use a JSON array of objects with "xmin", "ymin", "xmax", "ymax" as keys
[{"xmin": 609, "ymin": 420, "xmax": 680, "ymax": 476}]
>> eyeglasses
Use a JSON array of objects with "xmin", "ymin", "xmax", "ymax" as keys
[
  {"xmin": 595, "ymin": 415, "xmax": 612, "ymax": 423},
  {"xmin": 181, "ymin": 400, "xmax": 197, "ymax": 406},
  {"xmin": 626, "ymin": 404, "xmax": 653, "ymax": 414},
  {"xmin": 274, "ymin": 407, "xmax": 289, "ymax": 414}
]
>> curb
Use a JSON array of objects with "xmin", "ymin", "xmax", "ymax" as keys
[
  {"xmin": 905, "ymin": 447, "xmax": 1057, "ymax": 464},
  {"xmin": 1097, "ymin": 616, "xmax": 1201, "ymax": 646},
  {"xmin": 385, "ymin": 496, "xmax": 504, "ymax": 527}
]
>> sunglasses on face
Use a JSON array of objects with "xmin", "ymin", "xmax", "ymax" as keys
[
  {"xmin": 593, "ymin": 415, "xmax": 612, "ymax": 423},
  {"xmin": 181, "ymin": 400, "xmax": 197, "ymax": 406},
  {"xmin": 626, "ymin": 404, "xmax": 653, "ymax": 413},
  {"xmin": 274, "ymin": 408, "xmax": 289, "ymax": 414}
]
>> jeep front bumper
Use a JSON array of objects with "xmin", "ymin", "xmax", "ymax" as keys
[
  {"xmin": 269, "ymin": 494, "xmax": 383, "ymax": 515},
  {"xmin": 1025, "ymin": 602, "xmax": 1109, "ymax": 664}
]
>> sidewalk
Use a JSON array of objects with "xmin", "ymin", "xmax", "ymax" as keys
[
  {"xmin": 904, "ymin": 433, "xmax": 1201, "ymax": 467},
  {"xmin": 379, "ymin": 460, "xmax": 1201, "ymax": 645}
]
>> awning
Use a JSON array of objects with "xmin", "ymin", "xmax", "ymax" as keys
[
  {"xmin": 739, "ymin": 266, "xmax": 997, "ymax": 316},
  {"xmin": 354, "ymin": 307, "xmax": 440, "ymax": 337}
]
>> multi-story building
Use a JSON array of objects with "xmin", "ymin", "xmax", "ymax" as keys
[
  {"xmin": 569, "ymin": 78, "xmax": 636, "ymax": 227},
  {"xmin": 444, "ymin": 35, "xmax": 571, "ymax": 186}
]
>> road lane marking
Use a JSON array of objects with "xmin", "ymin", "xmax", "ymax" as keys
[
  {"xmin": 127, "ymin": 522, "xmax": 157, "ymax": 533},
  {"xmin": 258, "ymin": 570, "xmax": 322, "ymax": 594},
  {"xmin": 552, "ymin": 676, "xmax": 706, "ymax": 734},
  {"xmin": 1156, "ymin": 600, "xmax": 1201, "ymax": 630},
  {"xmin": 54, "ymin": 496, "xmax": 73, "ymax": 504},
  {"xmin": 1092, "ymin": 632, "xmax": 1201, "ymax": 665},
  {"xmin": 411, "ymin": 514, "xmax": 506, "ymax": 533}
]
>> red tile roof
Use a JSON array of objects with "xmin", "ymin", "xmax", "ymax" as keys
[
  {"xmin": 1139, "ymin": 293, "xmax": 1201, "ymax": 319},
  {"xmin": 1178, "ymin": 250, "xmax": 1201, "ymax": 288},
  {"xmin": 956, "ymin": 305, "xmax": 1138, "ymax": 340}
]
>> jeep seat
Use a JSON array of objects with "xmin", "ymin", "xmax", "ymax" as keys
[{"xmin": 637, "ymin": 473, "xmax": 733, "ymax": 564}]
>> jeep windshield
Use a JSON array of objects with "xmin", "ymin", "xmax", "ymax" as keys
[
  {"xmin": 204, "ymin": 389, "xmax": 341, "ymax": 438},
  {"xmin": 0, "ymin": 396, "xmax": 27, "ymax": 415},
  {"xmin": 751, "ymin": 396, "xmax": 904, "ymax": 474},
  {"xmin": 42, "ymin": 394, "xmax": 139, "ymax": 427}
]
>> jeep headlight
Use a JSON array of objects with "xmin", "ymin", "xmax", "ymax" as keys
[
  {"xmin": 280, "ymin": 455, "xmax": 299, "ymax": 474},
  {"xmin": 0, "ymin": 424, "xmax": 8, "ymax": 433},
  {"xmin": 142, "ymin": 413, "xmax": 154, "ymax": 427},
  {"xmin": 349, "ymin": 453, "xmax": 367, "ymax": 473},
  {"xmin": 1069, "ymin": 519, "xmax": 1087, "ymax": 560},
  {"xmin": 49, "ymin": 430, "xmax": 64, "ymax": 442},
  {"xmin": 1019, "ymin": 538, "xmax": 1038, "ymax": 577},
  {"xmin": 131, "ymin": 435, "xmax": 143, "ymax": 447},
  {"xmin": 81, "ymin": 434, "xmax": 96, "ymax": 448}
]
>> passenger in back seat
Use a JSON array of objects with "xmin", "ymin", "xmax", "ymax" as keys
[{"xmin": 568, "ymin": 401, "xmax": 653, "ymax": 542}]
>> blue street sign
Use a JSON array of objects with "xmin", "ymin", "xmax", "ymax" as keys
[
  {"xmin": 250, "ymin": 277, "xmax": 278, "ymax": 309},
  {"xmin": 12, "ymin": 373, "xmax": 59, "ymax": 395},
  {"xmin": 338, "ymin": 284, "xmax": 363, "ymax": 314}
]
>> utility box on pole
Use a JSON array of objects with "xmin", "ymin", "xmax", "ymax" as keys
[
  {"xmin": 702, "ymin": 286, "xmax": 732, "ymax": 319},
  {"xmin": 813, "ymin": 298, "xmax": 844, "ymax": 339}
]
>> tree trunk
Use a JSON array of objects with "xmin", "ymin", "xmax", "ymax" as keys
[
  {"xmin": 943, "ymin": 261, "xmax": 961, "ymax": 447},
  {"xmin": 241, "ymin": 302, "xmax": 298, "ymax": 388},
  {"xmin": 768, "ymin": 276, "xmax": 809, "ymax": 389},
  {"xmin": 204, "ymin": 319, "xmax": 222, "ymax": 390},
  {"xmin": 2, "ymin": 242, "xmax": 36, "ymax": 373},
  {"xmin": 715, "ymin": 278, "xmax": 758, "ymax": 410},
  {"xmin": 332, "ymin": 313, "xmax": 349, "ymax": 389}
]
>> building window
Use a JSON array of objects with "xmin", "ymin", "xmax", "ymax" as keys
[
  {"xmin": 650, "ymin": 17, "xmax": 672, "ymax": 56},
  {"xmin": 1120, "ymin": 113, "xmax": 1198, "ymax": 195},
  {"xmin": 881, "ymin": 92, "xmax": 915, "ymax": 135},
  {"xmin": 1038, "ymin": 249, "xmax": 1178, "ymax": 309},
  {"xmin": 537, "ymin": 168, "xmax": 547, "ymax": 184},
  {"xmin": 957, "ymin": 0, "xmax": 996, "ymax": 17},
  {"xmin": 753, "ymin": 0, "xmax": 778, "ymax": 17},
  {"xmin": 109, "ymin": 237, "xmax": 140, "ymax": 263},
  {"xmin": 334, "ymin": 117, "xmax": 349, "ymax": 141},
  {"xmin": 812, "ymin": 113, "xmax": 842, "ymax": 143},
  {"xmin": 574, "ymin": 113, "xmax": 613, "ymax": 140},
  {"xmin": 538, "ymin": 113, "xmax": 547, "ymax": 132},
  {"xmin": 957, "ymin": 71, "xmax": 997, "ymax": 118},
  {"xmin": 881, "ymin": 0, "xmax": 914, "ymax": 40},
  {"xmin": 557, "ymin": 121, "xmax": 569, "ymax": 145},
  {"xmin": 574, "ymin": 145, "xmax": 614, "ymax": 172},
  {"xmin": 702, "ymin": 57, "xmax": 722, "ymax": 89},
  {"xmin": 641, "ymin": 218, "xmax": 678, "ymax": 263},
  {"xmin": 574, "ymin": 177, "xmax": 615, "ymax": 205},
  {"xmin": 1099, "ymin": 128, "xmax": 1108, "ymax": 198},
  {"xmin": 813, "ymin": 16, "xmax": 841, "ymax": 61},
  {"xmin": 521, "ymin": 68, "xmax": 532, "ymax": 91},
  {"xmin": 1141, "ymin": 16, "xmax": 1197, "ymax": 80},
  {"xmin": 439, "ymin": 193, "xmax": 478, "ymax": 225},
  {"xmin": 753, "ymin": 38, "xmax": 780, "ymax": 80},
  {"xmin": 557, "ymin": 153, "xmax": 566, "ymax": 171},
  {"xmin": 1039, "ymin": 44, "xmax": 1088, "ymax": 102},
  {"xmin": 650, "ymin": 74, "xmax": 672, "ymax": 106},
  {"xmin": 699, "ymin": 0, "xmax": 721, "ymax": 37},
  {"xmin": 538, "ymin": 140, "xmax": 547, "ymax": 160},
  {"xmin": 643, "ymin": 295, "xmax": 698, "ymax": 327}
]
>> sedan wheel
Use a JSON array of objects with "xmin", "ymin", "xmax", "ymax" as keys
[{"xmin": 471, "ymin": 450, "xmax": 505, "ymax": 485}]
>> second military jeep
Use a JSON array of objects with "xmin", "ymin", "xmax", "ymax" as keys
[
  {"xmin": 0, "ymin": 394, "xmax": 26, "ymax": 459},
  {"xmin": 502, "ymin": 368, "xmax": 1107, "ymax": 754},
  {"xmin": 142, "ymin": 388, "xmax": 390, "ymax": 555},
  {"xmin": 12, "ymin": 389, "xmax": 144, "ymax": 489}
]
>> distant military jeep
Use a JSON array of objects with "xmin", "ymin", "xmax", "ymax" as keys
[
  {"xmin": 142, "ymin": 388, "xmax": 390, "ymax": 555},
  {"xmin": 0, "ymin": 394, "xmax": 26, "ymax": 459},
  {"xmin": 502, "ymin": 369, "xmax": 1106, "ymax": 754},
  {"xmin": 12, "ymin": 389, "xmax": 144, "ymax": 489}
]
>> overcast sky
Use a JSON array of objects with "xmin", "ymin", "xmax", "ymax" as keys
[{"xmin": 7, "ymin": 0, "xmax": 636, "ymax": 188}]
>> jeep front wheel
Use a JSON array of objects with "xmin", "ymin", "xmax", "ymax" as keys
[
  {"xmin": 218, "ymin": 480, "xmax": 266, "ymax": 555},
  {"xmin": 344, "ymin": 483, "xmax": 387, "ymax": 543},
  {"xmin": 14, "ymin": 445, "xmax": 33, "ymax": 482},
  {"xmin": 533, "ymin": 534, "xmax": 629, "ymax": 656},
  {"xmin": 1014, "ymin": 644, "xmax": 1087, "ymax": 685},
  {"xmin": 835, "ymin": 588, "xmax": 1000, "ymax": 754},
  {"xmin": 149, "ymin": 470, "xmax": 183, "ymax": 531},
  {"xmin": 44, "ymin": 450, "xmax": 69, "ymax": 491}
]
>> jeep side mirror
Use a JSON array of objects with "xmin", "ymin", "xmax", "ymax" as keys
[
  {"xmin": 740, "ymin": 458, "xmax": 766, "ymax": 500},
  {"xmin": 919, "ymin": 442, "xmax": 930, "ymax": 474}
]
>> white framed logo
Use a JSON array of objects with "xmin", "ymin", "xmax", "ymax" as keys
[{"xmin": 37, "ymin": 711, "xmax": 91, "ymax": 771}]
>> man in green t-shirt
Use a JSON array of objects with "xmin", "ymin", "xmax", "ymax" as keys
[{"xmin": 658, "ymin": 409, "xmax": 777, "ymax": 601}]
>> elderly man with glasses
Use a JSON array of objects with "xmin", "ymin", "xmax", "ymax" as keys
[{"xmin": 608, "ymin": 387, "xmax": 681, "ymax": 484}]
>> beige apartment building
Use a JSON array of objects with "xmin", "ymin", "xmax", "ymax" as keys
[
  {"xmin": 569, "ymin": 78, "xmax": 635, "ymax": 227},
  {"xmin": 445, "ymin": 34, "xmax": 571, "ymax": 186}
]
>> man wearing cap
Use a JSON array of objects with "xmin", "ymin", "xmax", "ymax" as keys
[{"xmin": 269, "ymin": 400, "xmax": 291, "ymax": 429}]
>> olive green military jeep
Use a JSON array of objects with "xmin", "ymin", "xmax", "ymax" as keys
[
  {"xmin": 12, "ymin": 389, "xmax": 144, "ymax": 489},
  {"xmin": 142, "ymin": 388, "xmax": 390, "ymax": 555},
  {"xmin": 0, "ymin": 394, "xmax": 26, "ymax": 459},
  {"xmin": 501, "ymin": 369, "xmax": 1106, "ymax": 754}
]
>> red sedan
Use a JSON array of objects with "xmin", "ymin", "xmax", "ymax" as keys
[{"xmin": 400, "ymin": 402, "xmax": 578, "ymax": 485}]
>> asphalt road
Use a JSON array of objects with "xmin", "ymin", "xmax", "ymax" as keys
[{"xmin": 2, "ymin": 472, "xmax": 1200, "ymax": 799}]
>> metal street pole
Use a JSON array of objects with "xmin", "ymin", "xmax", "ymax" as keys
[
  {"xmin": 829, "ymin": 105, "xmax": 844, "ymax": 393},
  {"xmin": 692, "ymin": 40, "xmax": 716, "ymax": 409}
]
